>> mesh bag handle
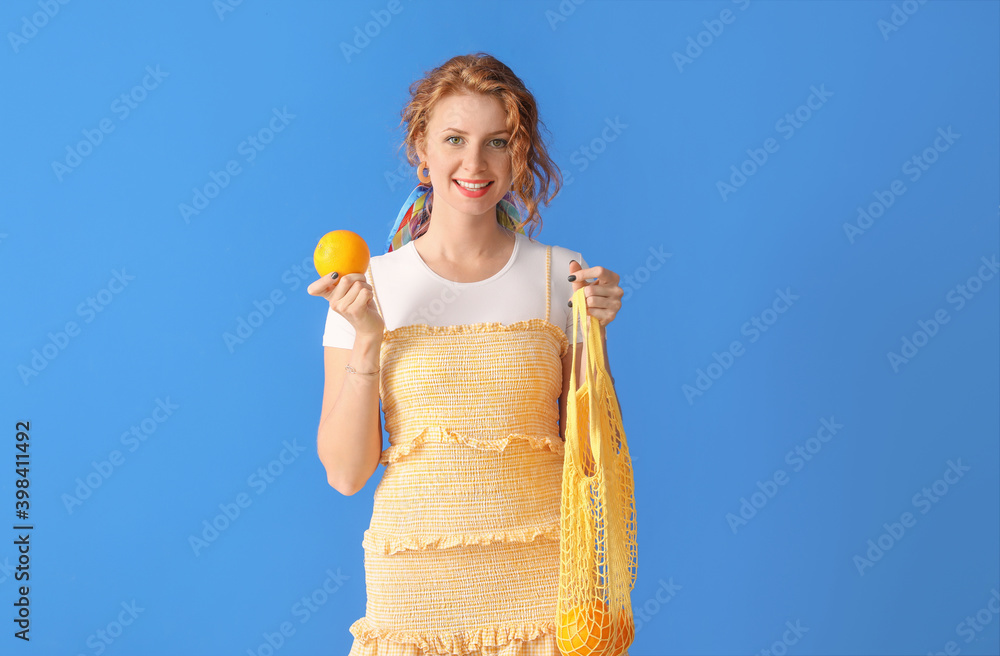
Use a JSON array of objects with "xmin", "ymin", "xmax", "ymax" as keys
[{"xmin": 568, "ymin": 286, "xmax": 610, "ymax": 474}]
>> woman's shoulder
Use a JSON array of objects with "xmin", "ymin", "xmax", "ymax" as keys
[
  {"xmin": 367, "ymin": 242, "xmax": 412, "ymax": 275},
  {"xmin": 521, "ymin": 234, "xmax": 587, "ymax": 268}
]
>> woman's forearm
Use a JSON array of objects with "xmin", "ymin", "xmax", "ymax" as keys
[{"xmin": 318, "ymin": 334, "xmax": 383, "ymax": 495}]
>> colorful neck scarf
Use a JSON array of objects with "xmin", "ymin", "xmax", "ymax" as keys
[{"xmin": 384, "ymin": 183, "xmax": 527, "ymax": 254}]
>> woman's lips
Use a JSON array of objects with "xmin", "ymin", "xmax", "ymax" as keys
[{"xmin": 453, "ymin": 180, "xmax": 493, "ymax": 198}]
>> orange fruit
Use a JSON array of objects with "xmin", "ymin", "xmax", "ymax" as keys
[
  {"xmin": 313, "ymin": 230, "xmax": 370, "ymax": 278},
  {"xmin": 556, "ymin": 598, "xmax": 612, "ymax": 656},
  {"xmin": 611, "ymin": 613, "xmax": 634, "ymax": 653}
]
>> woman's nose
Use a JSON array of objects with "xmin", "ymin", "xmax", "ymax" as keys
[{"xmin": 464, "ymin": 146, "xmax": 487, "ymax": 171}]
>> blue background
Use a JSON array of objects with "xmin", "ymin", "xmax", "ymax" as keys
[{"xmin": 1, "ymin": 1, "xmax": 998, "ymax": 654}]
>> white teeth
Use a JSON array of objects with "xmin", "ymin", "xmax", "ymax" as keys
[{"xmin": 456, "ymin": 180, "xmax": 491, "ymax": 190}]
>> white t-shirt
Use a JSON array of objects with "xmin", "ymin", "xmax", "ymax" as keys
[{"xmin": 321, "ymin": 231, "xmax": 589, "ymax": 349}]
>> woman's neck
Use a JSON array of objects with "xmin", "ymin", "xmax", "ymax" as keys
[{"xmin": 416, "ymin": 205, "xmax": 513, "ymax": 264}]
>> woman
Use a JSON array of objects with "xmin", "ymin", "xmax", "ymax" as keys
[{"xmin": 309, "ymin": 52, "xmax": 625, "ymax": 655}]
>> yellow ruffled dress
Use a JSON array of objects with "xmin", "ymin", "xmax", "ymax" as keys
[{"xmin": 348, "ymin": 245, "xmax": 571, "ymax": 655}]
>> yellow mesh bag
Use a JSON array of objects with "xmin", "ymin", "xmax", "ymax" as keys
[{"xmin": 556, "ymin": 286, "xmax": 638, "ymax": 656}]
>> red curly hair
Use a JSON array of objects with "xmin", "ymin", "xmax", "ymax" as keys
[{"xmin": 396, "ymin": 52, "xmax": 563, "ymax": 241}]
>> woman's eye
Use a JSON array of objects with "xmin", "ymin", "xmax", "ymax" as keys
[{"xmin": 445, "ymin": 136, "xmax": 507, "ymax": 147}]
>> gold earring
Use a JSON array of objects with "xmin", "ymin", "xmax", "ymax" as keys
[{"xmin": 417, "ymin": 161, "xmax": 431, "ymax": 185}]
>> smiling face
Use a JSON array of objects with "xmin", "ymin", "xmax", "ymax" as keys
[{"xmin": 416, "ymin": 91, "xmax": 513, "ymax": 221}]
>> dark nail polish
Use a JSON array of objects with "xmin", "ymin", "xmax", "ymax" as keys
[
  {"xmin": 568, "ymin": 300, "xmax": 573, "ymax": 307},
  {"xmin": 567, "ymin": 275, "xmax": 576, "ymax": 282},
  {"xmin": 330, "ymin": 272, "xmax": 338, "ymax": 279}
]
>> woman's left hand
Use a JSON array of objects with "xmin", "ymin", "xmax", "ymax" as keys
[{"xmin": 568, "ymin": 260, "xmax": 623, "ymax": 328}]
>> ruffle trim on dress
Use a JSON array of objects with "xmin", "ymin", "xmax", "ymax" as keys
[
  {"xmin": 349, "ymin": 616, "xmax": 557, "ymax": 655},
  {"xmin": 380, "ymin": 425, "xmax": 564, "ymax": 465},
  {"xmin": 382, "ymin": 318, "xmax": 569, "ymax": 357},
  {"xmin": 363, "ymin": 523, "xmax": 560, "ymax": 556}
]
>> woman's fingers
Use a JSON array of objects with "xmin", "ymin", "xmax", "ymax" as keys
[
  {"xmin": 573, "ymin": 285, "xmax": 622, "ymax": 309},
  {"xmin": 581, "ymin": 292, "xmax": 618, "ymax": 310},
  {"xmin": 569, "ymin": 266, "xmax": 624, "ymax": 327},
  {"xmin": 569, "ymin": 265, "xmax": 619, "ymax": 287},
  {"xmin": 306, "ymin": 273, "xmax": 341, "ymax": 297},
  {"xmin": 569, "ymin": 260, "xmax": 587, "ymax": 295},
  {"xmin": 307, "ymin": 272, "xmax": 366, "ymax": 301},
  {"xmin": 334, "ymin": 278, "xmax": 362, "ymax": 310},
  {"xmin": 306, "ymin": 271, "xmax": 384, "ymax": 336}
]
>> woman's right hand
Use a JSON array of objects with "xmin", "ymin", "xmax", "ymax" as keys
[{"xmin": 307, "ymin": 272, "xmax": 385, "ymax": 339}]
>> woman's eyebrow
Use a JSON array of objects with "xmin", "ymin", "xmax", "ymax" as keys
[{"xmin": 440, "ymin": 127, "xmax": 510, "ymax": 136}]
